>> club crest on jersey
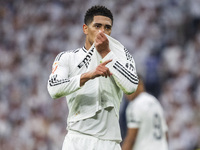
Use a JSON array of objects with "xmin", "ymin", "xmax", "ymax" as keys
[
  {"xmin": 52, "ymin": 62, "xmax": 58, "ymax": 74},
  {"xmin": 78, "ymin": 48, "xmax": 94, "ymax": 68}
]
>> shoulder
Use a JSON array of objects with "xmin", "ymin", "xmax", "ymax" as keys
[
  {"xmin": 129, "ymin": 92, "xmax": 154, "ymax": 110},
  {"xmin": 55, "ymin": 47, "xmax": 83, "ymax": 61},
  {"xmin": 67, "ymin": 47, "xmax": 84, "ymax": 54},
  {"xmin": 137, "ymin": 92, "xmax": 157, "ymax": 102},
  {"xmin": 138, "ymin": 92, "xmax": 163, "ymax": 111},
  {"xmin": 133, "ymin": 92, "xmax": 148, "ymax": 105},
  {"xmin": 53, "ymin": 51, "xmax": 66, "ymax": 62}
]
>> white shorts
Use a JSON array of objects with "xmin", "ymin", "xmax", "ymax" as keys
[{"xmin": 62, "ymin": 131, "xmax": 121, "ymax": 150}]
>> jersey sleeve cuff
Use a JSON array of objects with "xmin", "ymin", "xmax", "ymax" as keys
[
  {"xmin": 76, "ymin": 74, "xmax": 82, "ymax": 88},
  {"xmin": 127, "ymin": 122, "xmax": 140, "ymax": 128}
]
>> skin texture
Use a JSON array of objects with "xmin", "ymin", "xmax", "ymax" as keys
[
  {"xmin": 83, "ymin": 15, "xmax": 112, "ymax": 51},
  {"xmin": 80, "ymin": 15, "xmax": 113, "ymax": 86}
]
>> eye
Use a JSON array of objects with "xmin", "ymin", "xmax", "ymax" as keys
[
  {"xmin": 95, "ymin": 24, "xmax": 101, "ymax": 28},
  {"xmin": 105, "ymin": 25, "xmax": 111, "ymax": 30}
]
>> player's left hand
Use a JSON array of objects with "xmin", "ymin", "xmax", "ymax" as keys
[{"xmin": 95, "ymin": 31, "xmax": 111, "ymax": 58}]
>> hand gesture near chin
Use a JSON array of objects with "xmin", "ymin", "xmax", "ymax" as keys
[{"xmin": 95, "ymin": 31, "xmax": 111, "ymax": 58}]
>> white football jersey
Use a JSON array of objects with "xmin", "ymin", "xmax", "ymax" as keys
[
  {"xmin": 47, "ymin": 35, "xmax": 139, "ymax": 123},
  {"xmin": 47, "ymin": 35, "xmax": 139, "ymax": 141},
  {"xmin": 126, "ymin": 92, "xmax": 168, "ymax": 150}
]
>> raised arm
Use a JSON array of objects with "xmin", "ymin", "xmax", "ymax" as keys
[
  {"xmin": 95, "ymin": 32, "xmax": 139, "ymax": 94},
  {"xmin": 107, "ymin": 54, "xmax": 138, "ymax": 95}
]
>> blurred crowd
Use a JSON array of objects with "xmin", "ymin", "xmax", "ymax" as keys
[{"xmin": 0, "ymin": 0, "xmax": 200, "ymax": 150}]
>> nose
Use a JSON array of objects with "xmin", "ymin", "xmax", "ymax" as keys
[{"xmin": 99, "ymin": 27, "xmax": 105, "ymax": 33}]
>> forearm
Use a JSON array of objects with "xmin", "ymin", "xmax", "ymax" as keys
[
  {"xmin": 80, "ymin": 72, "xmax": 93, "ymax": 86},
  {"xmin": 122, "ymin": 128, "xmax": 138, "ymax": 150},
  {"xmin": 122, "ymin": 138, "xmax": 135, "ymax": 150},
  {"xmin": 101, "ymin": 51, "xmax": 138, "ymax": 94},
  {"xmin": 47, "ymin": 74, "xmax": 81, "ymax": 99}
]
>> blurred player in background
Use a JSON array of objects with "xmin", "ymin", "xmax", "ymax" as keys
[
  {"xmin": 122, "ymin": 76, "xmax": 168, "ymax": 150},
  {"xmin": 47, "ymin": 5, "xmax": 138, "ymax": 150}
]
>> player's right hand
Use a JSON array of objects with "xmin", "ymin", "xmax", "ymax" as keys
[
  {"xmin": 90, "ymin": 59, "xmax": 112, "ymax": 79},
  {"xmin": 80, "ymin": 59, "xmax": 112, "ymax": 86}
]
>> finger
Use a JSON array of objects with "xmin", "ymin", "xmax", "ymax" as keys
[
  {"xmin": 96, "ymin": 33, "xmax": 102, "ymax": 40},
  {"xmin": 98, "ymin": 66, "xmax": 109, "ymax": 78},
  {"xmin": 101, "ymin": 59, "xmax": 112, "ymax": 66},
  {"xmin": 107, "ymin": 69, "xmax": 112, "ymax": 77},
  {"xmin": 98, "ymin": 30, "xmax": 104, "ymax": 35},
  {"xmin": 100, "ymin": 32, "xmax": 106, "ymax": 38},
  {"xmin": 103, "ymin": 71, "xmax": 107, "ymax": 78},
  {"xmin": 100, "ymin": 32, "xmax": 108, "ymax": 42},
  {"xmin": 105, "ymin": 67, "xmax": 112, "ymax": 77},
  {"xmin": 98, "ymin": 67, "xmax": 107, "ymax": 78},
  {"xmin": 102, "ymin": 66, "xmax": 111, "ymax": 78},
  {"xmin": 96, "ymin": 31, "xmax": 103, "ymax": 39},
  {"xmin": 95, "ymin": 34, "xmax": 100, "ymax": 41},
  {"xmin": 95, "ymin": 38, "xmax": 102, "ymax": 48},
  {"xmin": 103, "ymin": 69, "xmax": 109, "ymax": 78},
  {"xmin": 98, "ymin": 31, "xmax": 104, "ymax": 38},
  {"xmin": 95, "ymin": 39, "xmax": 99, "ymax": 45},
  {"xmin": 97, "ymin": 31, "xmax": 107, "ymax": 42}
]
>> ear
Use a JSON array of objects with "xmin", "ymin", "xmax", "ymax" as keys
[{"xmin": 83, "ymin": 24, "xmax": 88, "ymax": 35}]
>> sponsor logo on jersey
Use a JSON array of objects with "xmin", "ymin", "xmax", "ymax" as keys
[{"xmin": 78, "ymin": 47, "xmax": 94, "ymax": 68}]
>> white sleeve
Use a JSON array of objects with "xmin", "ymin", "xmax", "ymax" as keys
[
  {"xmin": 126, "ymin": 103, "xmax": 141, "ymax": 128},
  {"xmin": 101, "ymin": 50, "xmax": 138, "ymax": 94},
  {"xmin": 47, "ymin": 52, "xmax": 81, "ymax": 99}
]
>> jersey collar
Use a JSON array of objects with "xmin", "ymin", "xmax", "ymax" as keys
[{"xmin": 82, "ymin": 46, "xmax": 87, "ymax": 53}]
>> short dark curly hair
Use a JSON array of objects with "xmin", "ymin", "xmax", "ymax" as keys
[{"xmin": 84, "ymin": 5, "xmax": 113, "ymax": 25}]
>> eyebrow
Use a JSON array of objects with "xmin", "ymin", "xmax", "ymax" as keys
[
  {"xmin": 105, "ymin": 25, "xmax": 112, "ymax": 28},
  {"xmin": 93, "ymin": 23, "xmax": 102, "ymax": 26},
  {"xmin": 93, "ymin": 23, "xmax": 112, "ymax": 28}
]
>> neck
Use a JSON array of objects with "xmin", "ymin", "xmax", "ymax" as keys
[{"xmin": 84, "ymin": 38, "xmax": 93, "ymax": 50}]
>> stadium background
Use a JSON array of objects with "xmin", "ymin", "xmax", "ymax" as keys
[{"xmin": 0, "ymin": 0, "xmax": 200, "ymax": 149}]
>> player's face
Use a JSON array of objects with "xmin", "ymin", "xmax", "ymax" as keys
[{"xmin": 83, "ymin": 15, "xmax": 112, "ymax": 47}]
